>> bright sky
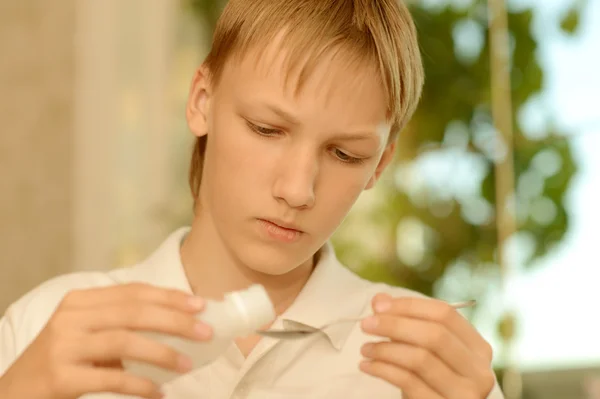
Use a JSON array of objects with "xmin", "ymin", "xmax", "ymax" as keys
[{"xmin": 482, "ymin": 0, "xmax": 600, "ymax": 371}]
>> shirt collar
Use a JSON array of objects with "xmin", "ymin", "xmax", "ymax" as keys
[
  {"xmin": 277, "ymin": 242, "xmax": 373, "ymax": 349},
  {"xmin": 136, "ymin": 227, "xmax": 372, "ymax": 350},
  {"xmin": 129, "ymin": 227, "xmax": 195, "ymax": 294}
]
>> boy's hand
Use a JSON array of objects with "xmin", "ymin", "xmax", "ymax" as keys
[
  {"xmin": 0, "ymin": 283, "xmax": 211, "ymax": 399},
  {"xmin": 359, "ymin": 294, "xmax": 496, "ymax": 399}
]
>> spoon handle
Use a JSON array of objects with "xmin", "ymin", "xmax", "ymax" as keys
[{"xmin": 256, "ymin": 299, "xmax": 477, "ymax": 340}]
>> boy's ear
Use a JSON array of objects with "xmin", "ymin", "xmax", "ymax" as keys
[
  {"xmin": 365, "ymin": 141, "xmax": 396, "ymax": 190},
  {"xmin": 186, "ymin": 66, "xmax": 212, "ymax": 138}
]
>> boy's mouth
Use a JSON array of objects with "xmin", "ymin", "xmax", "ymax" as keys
[
  {"xmin": 257, "ymin": 218, "xmax": 304, "ymax": 243},
  {"xmin": 260, "ymin": 218, "xmax": 303, "ymax": 232}
]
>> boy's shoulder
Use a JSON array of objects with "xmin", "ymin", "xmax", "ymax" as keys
[
  {"xmin": 328, "ymin": 254, "xmax": 430, "ymax": 301},
  {"xmin": 321, "ymin": 242, "xmax": 430, "ymax": 303},
  {"xmin": 365, "ymin": 278, "xmax": 429, "ymax": 299}
]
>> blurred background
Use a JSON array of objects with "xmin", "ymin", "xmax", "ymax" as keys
[{"xmin": 0, "ymin": 0, "xmax": 598, "ymax": 397}]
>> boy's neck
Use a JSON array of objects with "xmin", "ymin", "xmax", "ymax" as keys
[{"xmin": 179, "ymin": 216, "xmax": 315, "ymax": 317}]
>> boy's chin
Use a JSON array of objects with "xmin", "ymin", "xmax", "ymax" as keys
[
  {"xmin": 247, "ymin": 263, "xmax": 300, "ymax": 276},
  {"xmin": 235, "ymin": 245, "xmax": 314, "ymax": 277}
]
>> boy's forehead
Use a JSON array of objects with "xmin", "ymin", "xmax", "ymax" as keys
[{"xmin": 221, "ymin": 37, "xmax": 386, "ymax": 108}]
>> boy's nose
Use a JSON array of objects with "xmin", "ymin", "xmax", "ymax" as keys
[{"xmin": 272, "ymin": 150, "xmax": 317, "ymax": 209}]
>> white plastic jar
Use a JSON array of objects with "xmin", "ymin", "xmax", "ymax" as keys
[{"xmin": 124, "ymin": 284, "xmax": 276, "ymax": 385}]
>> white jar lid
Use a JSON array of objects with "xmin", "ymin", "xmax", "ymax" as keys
[{"xmin": 228, "ymin": 284, "xmax": 276, "ymax": 331}]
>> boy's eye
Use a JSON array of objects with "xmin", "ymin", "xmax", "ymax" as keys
[
  {"xmin": 245, "ymin": 119, "xmax": 364, "ymax": 165},
  {"xmin": 333, "ymin": 148, "xmax": 363, "ymax": 164},
  {"xmin": 246, "ymin": 120, "xmax": 282, "ymax": 136}
]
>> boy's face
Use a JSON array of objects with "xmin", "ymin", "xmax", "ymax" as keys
[{"xmin": 187, "ymin": 40, "xmax": 395, "ymax": 275}]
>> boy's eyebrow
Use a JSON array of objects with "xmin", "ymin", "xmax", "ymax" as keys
[
  {"xmin": 329, "ymin": 131, "xmax": 381, "ymax": 142},
  {"xmin": 329, "ymin": 132, "xmax": 383, "ymax": 149},
  {"xmin": 262, "ymin": 103, "xmax": 301, "ymax": 125}
]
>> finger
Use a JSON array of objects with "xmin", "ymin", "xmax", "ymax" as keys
[
  {"xmin": 79, "ymin": 331, "xmax": 194, "ymax": 375},
  {"xmin": 372, "ymin": 295, "xmax": 492, "ymax": 361},
  {"xmin": 361, "ymin": 314, "xmax": 484, "ymax": 379},
  {"xmin": 79, "ymin": 304, "xmax": 213, "ymax": 341},
  {"xmin": 361, "ymin": 341, "xmax": 476, "ymax": 399},
  {"xmin": 66, "ymin": 366, "xmax": 164, "ymax": 399},
  {"xmin": 359, "ymin": 359, "xmax": 443, "ymax": 399},
  {"xmin": 61, "ymin": 283, "xmax": 205, "ymax": 313}
]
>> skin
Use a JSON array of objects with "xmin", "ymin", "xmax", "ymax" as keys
[{"xmin": 0, "ymin": 37, "xmax": 496, "ymax": 399}]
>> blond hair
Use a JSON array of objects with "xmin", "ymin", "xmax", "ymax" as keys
[{"xmin": 190, "ymin": 0, "xmax": 424, "ymax": 199}]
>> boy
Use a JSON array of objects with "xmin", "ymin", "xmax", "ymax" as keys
[{"xmin": 0, "ymin": 0, "xmax": 504, "ymax": 398}]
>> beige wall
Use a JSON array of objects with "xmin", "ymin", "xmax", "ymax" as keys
[
  {"xmin": 0, "ymin": 0, "xmax": 191, "ymax": 313},
  {"xmin": 0, "ymin": 1, "xmax": 77, "ymax": 312}
]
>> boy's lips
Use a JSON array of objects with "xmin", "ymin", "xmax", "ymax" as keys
[
  {"xmin": 257, "ymin": 218, "xmax": 304, "ymax": 243},
  {"xmin": 259, "ymin": 218, "xmax": 303, "ymax": 233}
]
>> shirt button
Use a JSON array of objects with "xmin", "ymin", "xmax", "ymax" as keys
[{"xmin": 235, "ymin": 383, "xmax": 249, "ymax": 397}]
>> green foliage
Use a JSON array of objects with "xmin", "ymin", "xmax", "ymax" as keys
[
  {"xmin": 560, "ymin": 0, "xmax": 587, "ymax": 35},
  {"xmin": 185, "ymin": 0, "xmax": 227, "ymax": 37},
  {"xmin": 333, "ymin": 1, "xmax": 579, "ymax": 303}
]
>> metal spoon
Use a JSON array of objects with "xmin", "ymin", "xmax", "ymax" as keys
[{"xmin": 256, "ymin": 300, "xmax": 476, "ymax": 340}]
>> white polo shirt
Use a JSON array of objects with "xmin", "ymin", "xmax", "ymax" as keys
[{"xmin": 0, "ymin": 228, "xmax": 504, "ymax": 398}]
